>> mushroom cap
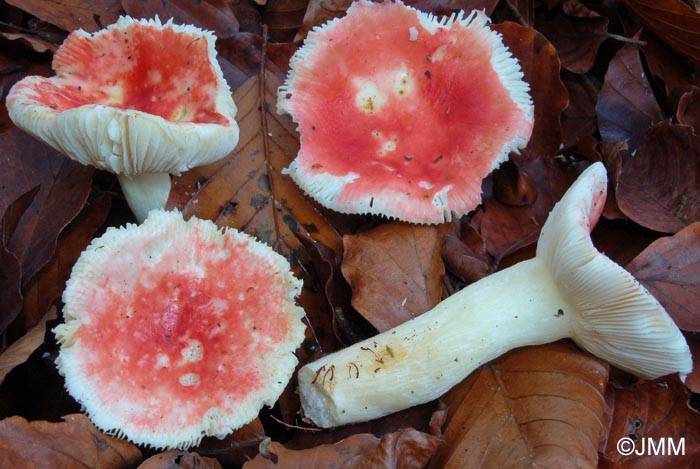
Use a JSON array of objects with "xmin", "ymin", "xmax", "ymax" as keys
[
  {"xmin": 6, "ymin": 16, "xmax": 238, "ymax": 176},
  {"xmin": 54, "ymin": 210, "xmax": 306, "ymax": 449},
  {"xmin": 278, "ymin": 0, "xmax": 533, "ymax": 224}
]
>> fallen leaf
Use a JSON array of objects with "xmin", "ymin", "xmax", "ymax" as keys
[
  {"xmin": 122, "ymin": 0, "xmax": 240, "ymax": 39},
  {"xmin": 18, "ymin": 192, "xmax": 111, "ymax": 332},
  {"xmin": 576, "ymin": 136, "xmax": 627, "ymax": 220},
  {"xmin": 0, "ymin": 32, "xmax": 57, "ymax": 53},
  {"xmin": 596, "ymin": 44, "xmax": 665, "ymax": 151},
  {"xmin": 263, "ymin": 0, "xmax": 309, "ymax": 43},
  {"xmin": 626, "ymin": 223, "xmax": 700, "ymax": 332},
  {"xmin": 536, "ymin": 0, "xmax": 609, "ymax": 74},
  {"xmin": 481, "ymin": 154, "xmax": 579, "ymax": 262},
  {"xmin": 5, "ymin": 0, "xmax": 122, "ymax": 32},
  {"xmin": 623, "ymin": 0, "xmax": 700, "ymax": 62},
  {"xmin": 677, "ymin": 86, "xmax": 700, "ymax": 132},
  {"xmin": 495, "ymin": 22, "xmax": 568, "ymax": 158},
  {"xmin": 0, "ymin": 307, "xmax": 56, "ymax": 385},
  {"xmin": 245, "ymin": 428, "xmax": 441, "ymax": 468},
  {"xmin": 560, "ymin": 68, "xmax": 599, "ymax": 149},
  {"xmin": 492, "ymin": 159, "xmax": 538, "ymax": 207},
  {"xmin": 341, "ymin": 223, "xmax": 446, "ymax": 332},
  {"xmin": 616, "ymin": 122, "xmax": 700, "ymax": 233},
  {"xmin": 168, "ymin": 71, "xmax": 344, "ymax": 257},
  {"xmin": 138, "ymin": 450, "xmax": 222, "ymax": 469},
  {"xmin": 431, "ymin": 341, "xmax": 609, "ymax": 468},
  {"xmin": 0, "ymin": 414, "xmax": 142, "ymax": 468},
  {"xmin": 599, "ymin": 377, "xmax": 700, "ymax": 466},
  {"xmin": 196, "ymin": 418, "xmax": 266, "ymax": 468},
  {"xmin": 441, "ymin": 219, "xmax": 493, "ymax": 284}
]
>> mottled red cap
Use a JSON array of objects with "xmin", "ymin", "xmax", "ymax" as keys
[
  {"xmin": 54, "ymin": 210, "xmax": 306, "ymax": 449},
  {"xmin": 278, "ymin": 0, "xmax": 533, "ymax": 223}
]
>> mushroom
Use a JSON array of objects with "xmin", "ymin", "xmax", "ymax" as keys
[
  {"xmin": 54, "ymin": 210, "xmax": 306, "ymax": 449},
  {"xmin": 278, "ymin": 0, "xmax": 533, "ymax": 223},
  {"xmin": 6, "ymin": 16, "xmax": 239, "ymax": 222},
  {"xmin": 297, "ymin": 162, "xmax": 692, "ymax": 428}
]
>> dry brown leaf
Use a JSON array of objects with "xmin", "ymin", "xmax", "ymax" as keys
[
  {"xmin": 0, "ymin": 32, "xmax": 57, "ymax": 53},
  {"xmin": 245, "ymin": 429, "xmax": 442, "ymax": 468},
  {"xmin": 341, "ymin": 223, "xmax": 446, "ymax": 332},
  {"xmin": 0, "ymin": 414, "xmax": 142, "ymax": 467},
  {"xmin": 0, "ymin": 307, "xmax": 56, "ymax": 385},
  {"xmin": 624, "ymin": 0, "xmax": 700, "ymax": 62},
  {"xmin": 596, "ymin": 44, "xmax": 665, "ymax": 151},
  {"xmin": 168, "ymin": 71, "xmax": 343, "ymax": 256},
  {"xmin": 616, "ymin": 122, "xmax": 700, "ymax": 233},
  {"xmin": 122, "ymin": 0, "xmax": 240, "ymax": 38},
  {"xmin": 599, "ymin": 377, "xmax": 700, "ymax": 466},
  {"xmin": 138, "ymin": 450, "xmax": 222, "ymax": 469},
  {"xmin": 431, "ymin": 341, "xmax": 609, "ymax": 468},
  {"xmin": 536, "ymin": 0, "xmax": 609, "ymax": 74},
  {"xmin": 560, "ymin": 70, "xmax": 599, "ymax": 148},
  {"xmin": 677, "ymin": 86, "xmax": 700, "ymax": 132},
  {"xmin": 626, "ymin": 223, "xmax": 700, "ymax": 332},
  {"xmin": 263, "ymin": 0, "xmax": 310, "ymax": 43},
  {"xmin": 5, "ymin": 0, "xmax": 122, "ymax": 32},
  {"xmin": 495, "ymin": 22, "xmax": 568, "ymax": 159}
]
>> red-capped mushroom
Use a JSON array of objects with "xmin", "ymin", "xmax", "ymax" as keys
[
  {"xmin": 278, "ymin": 0, "xmax": 534, "ymax": 223},
  {"xmin": 54, "ymin": 210, "xmax": 306, "ymax": 449},
  {"xmin": 6, "ymin": 17, "xmax": 239, "ymax": 222}
]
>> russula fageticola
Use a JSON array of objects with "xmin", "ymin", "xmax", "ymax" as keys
[
  {"xmin": 6, "ymin": 16, "xmax": 239, "ymax": 222},
  {"xmin": 54, "ymin": 210, "xmax": 306, "ymax": 449},
  {"xmin": 278, "ymin": 0, "xmax": 533, "ymax": 223},
  {"xmin": 297, "ymin": 162, "xmax": 692, "ymax": 428}
]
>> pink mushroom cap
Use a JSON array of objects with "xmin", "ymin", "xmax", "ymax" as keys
[
  {"xmin": 54, "ymin": 210, "xmax": 306, "ymax": 449},
  {"xmin": 278, "ymin": 0, "xmax": 534, "ymax": 224}
]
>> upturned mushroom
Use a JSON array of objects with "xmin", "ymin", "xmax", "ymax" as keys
[
  {"xmin": 6, "ymin": 16, "xmax": 239, "ymax": 222},
  {"xmin": 297, "ymin": 162, "xmax": 692, "ymax": 428},
  {"xmin": 278, "ymin": 0, "xmax": 534, "ymax": 223},
  {"xmin": 54, "ymin": 210, "xmax": 306, "ymax": 449}
]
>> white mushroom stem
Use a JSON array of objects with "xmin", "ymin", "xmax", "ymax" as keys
[
  {"xmin": 117, "ymin": 172, "xmax": 171, "ymax": 223},
  {"xmin": 298, "ymin": 163, "xmax": 693, "ymax": 428}
]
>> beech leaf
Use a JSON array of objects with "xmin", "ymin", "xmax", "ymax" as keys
[
  {"xmin": 599, "ymin": 377, "xmax": 700, "ymax": 466},
  {"xmin": 341, "ymin": 223, "xmax": 446, "ymax": 332},
  {"xmin": 0, "ymin": 307, "xmax": 56, "ymax": 385},
  {"xmin": 431, "ymin": 341, "xmax": 609, "ymax": 468},
  {"xmin": 616, "ymin": 122, "xmax": 700, "ymax": 233},
  {"xmin": 596, "ymin": 44, "xmax": 665, "ymax": 151},
  {"xmin": 494, "ymin": 22, "xmax": 567, "ymax": 158},
  {"xmin": 677, "ymin": 86, "xmax": 700, "ymax": 132},
  {"xmin": 623, "ymin": 0, "xmax": 700, "ymax": 62},
  {"xmin": 245, "ymin": 429, "xmax": 442, "ymax": 468},
  {"xmin": 122, "ymin": 0, "xmax": 240, "ymax": 38},
  {"xmin": 5, "ymin": 0, "xmax": 122, "ymax": 33},
  {"xmin": 626, "ymin": 223, "xmax": 700, "ymax": 332},
  {"xmin": 168, "ymin": 70, "xmax": 343, "ymax": 256},
  {"xmin": 0, "ymin": 414, "xmax": 142, "ymax": 468},
  {"xmin": 138, "ymin": 450, "xmax": 222, "ymax": 469}
]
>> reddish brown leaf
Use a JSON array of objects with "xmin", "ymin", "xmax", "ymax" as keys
[
  {"xmin": 596, "ymin": 44, "xmax": 665, "ymax": 151},
  {"xmin": 263, "ymin": 0, "xmax": 309, "ymax": 43},
  {"xmin": 245, "ymin": 429, "xmax": 441, "ymax": 468},
  {"xmin": 576, "ymin": 136, "xmax": 627, "ymax": 220},
  {"xmin": 677, "ymin": 86, "xmax": 700, "ymax": 132},
  {"xmin": 441, "ymin": 227, "xmax": 493, "ymax": 283},
  {"xmin": 168, "ymin": 71, "xmax": 343, "ymax": 256},
  {"xmin": 495, "ymin": 22, "xmax": 568, "ymax": 158},
  {"xmin": 623, "ymin": 0, "xmax": 700, "ymax": 62},
  {"xmin": 536, "ymin": 1, "xmax": 609, "ymax": 74},
  {"xmin": 196, "ymin": 419, "xmax": 266, "ymax": 467},
  {"xmin": 616, "ymin": 122, "xmax": 700, "ymax": 233},
  {"xmin": 626, "ymin": 223, "xmax": 700, "ymax": 332},
  {"xmin": 139, "ymin": 450, "xmax": 222, "ymax": 468},
  {"xmin": 561, "ymin": 70, "xmax": 599, "ymax": 148},
  {"xmin": 341, "ymin": 223, "xmax": 446, "ymax": 332},
  {"xmin": 18, "ymin": 192, "xmax": 111, "ymax": 332},
  {"xmin": 5, "ymin": 0, "xmax": 122, "ymax": 33},
  {"xmin": 492, "ymin": 159, "xmax": 538, "ymax": 207},
  {"xmin": 0, "ymin": 307, "xmax": 56, "ymax": 385},
  {"xmin": 122, "ymin": 0, "xmax": 240, "ymax": 38},
  {"xmin": 481, "ymin": 154, "xmax": 579, "ymax": 262},
  {"xmin": 0, "ymin": 414, "xmax": 142, "ymax": 467},
  {"xmin": 599, "ymin": 377, "xmax": 700, "ymax": 466},
  {"xmin": 0, "ymin": 32, "xmax": 57, "ymax": 53},
  {"xmin": 431, "ymin": 341, "xmax": 609, "ymax": 468}
]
